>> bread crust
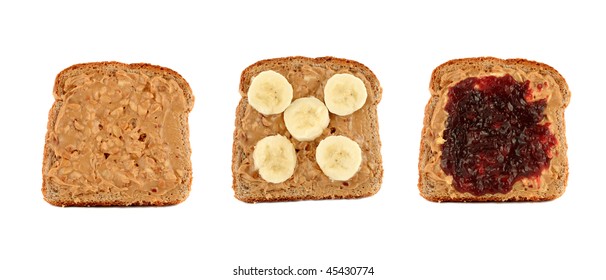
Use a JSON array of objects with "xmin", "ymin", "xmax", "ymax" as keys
[
  {"xmin": 419, "ymin": 57, "xmax": 570, "ymax": 202},
  {"xmin": 42, "ymin": 62, "xmax": 194, "ymax": 206},
  {"xmin": 233, "ymin": 56, "xmax": 383, "ymax": 202}
]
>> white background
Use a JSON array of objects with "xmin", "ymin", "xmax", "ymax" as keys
[{"xmin": 1, "ymin": 1, "xmax": 604, "ymax": 279}]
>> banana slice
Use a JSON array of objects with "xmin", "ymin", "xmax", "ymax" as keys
[
  {"xmin": 247, "ymin": 70, "xmax": 293, "ymax": 115},
  {"xmin": 284, "ymin": 97, "xmax": 330, "ymax": 141},
  {"xmin": 323, "ymin": 73, "xmax": 368, "ymax": 116},
  {"xmin": 315, "ymin": 135, "xmax": 362, "ymax": 181},
  {"xmin": 253, "ymin": 134, "xmax": 297, "ymax": 183}
]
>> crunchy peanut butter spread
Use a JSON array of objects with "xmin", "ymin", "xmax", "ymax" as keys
[
  {"xmin": 423, "ymin": 65, "xmax": 565, "ymax": 197},
  {"xmin": 235, "ymin": 64, "xmax": 381, "ymax": 197},
  {"xmin": 45, "ymin": 69, "xmax": 188, "ymax": 202}
]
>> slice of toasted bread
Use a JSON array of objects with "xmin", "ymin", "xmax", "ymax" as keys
[
  {"xmin": 419, "ymin": 57, "xmax": 570, "ymax": 202},
  {"xmin": 233, "ymin": 56, "xmax": 383, "ymax": 202},
  {"xmin": 42, "ymin": 62, "xmax": 194, "ymax": 206}
]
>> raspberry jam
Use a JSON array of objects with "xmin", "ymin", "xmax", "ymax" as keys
[{"xmin": 440, "ymin": 75, "xmax": 557, "ymax": 196}]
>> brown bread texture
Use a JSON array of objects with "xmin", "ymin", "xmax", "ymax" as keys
[
  {"xmin": 42, "ymin": 62, "xmax": 194, "ymax": 206},
  {"xmin": 419, "ymin": 57, "xmax": 570, "ymax": 202},
  {"xmin": 233, "ymin": 56, "xmax": 383, "ymax": 202}
]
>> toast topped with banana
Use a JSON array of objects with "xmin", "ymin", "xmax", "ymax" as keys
[
  {"xmin": 232, "ymin": 56, "xmax": 383, "ymax": 202},
  {"xmin": 419, "ymin": 57, "xmax": 570, "ymax": 202}
]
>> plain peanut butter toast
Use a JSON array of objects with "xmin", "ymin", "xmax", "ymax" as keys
[{"xmin": 43, "ymin": 62, "xmax": 194, "ymax": 206}]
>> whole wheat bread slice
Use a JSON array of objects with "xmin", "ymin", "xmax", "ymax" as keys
[
  {"xmin": 42, "ymin": 62, "xmax": 194, "ymax": 206},
  {"xmin": 233, "ymin": 56, "xmax": 383, "ymax": 202},
  {"xmin": 419, "ymin": 57, "xmax": 570, "ymax": 202}
]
